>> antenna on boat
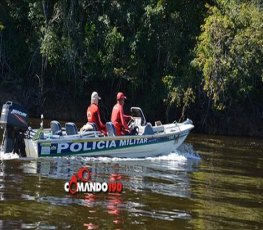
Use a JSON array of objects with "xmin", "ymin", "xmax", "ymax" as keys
[{"xmin": 40, "ymin": 114, "xmax": 44, "ymax": 129}]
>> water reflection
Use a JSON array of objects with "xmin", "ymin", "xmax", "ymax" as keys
[
  {"xmin": 0, "ymin": 143, "xmax": 202, "ymax": 229},
  {"xmin": 24, "ymin": 152, "xmax": 199, "ymax": 200},
  {"xmin": 0, "ymin": 134, "xmax": 262, "ymax": 229},
  {"xmin": 16, "ymin": 148, "xmax": 199, "ymax": 195},
  {"xmin": 0, "ymin": 162, "xmax": 3, "ymax": 201},
  {"xmin": 188, "ymin": 134, "xmax": 263, "ymax": 229}
]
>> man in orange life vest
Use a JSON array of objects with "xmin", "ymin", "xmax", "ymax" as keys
[
  {"xmin": 87, "ymin": 92, "xmax": 106, "ymax": 135},
  {"xmin": 111, "ymin": 92, "xmax": 132, "ymax": 136}
]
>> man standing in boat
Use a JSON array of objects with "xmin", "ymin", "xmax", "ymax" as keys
[
  {"xmin": 87, "ymin": 92, "xmax": 107, "ymax": 135},
  {"xmin": 111, "ymin": 92, "xmax": 132, "ymax": 135}
]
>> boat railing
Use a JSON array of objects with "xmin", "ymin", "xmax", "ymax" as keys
[
  {"xmin": 152, "ymin": 125, "xmax": 164, "ymax": 133},
  {"xmin": 26, "ymin": 127, "xmax": 105, "ymax": 140}
]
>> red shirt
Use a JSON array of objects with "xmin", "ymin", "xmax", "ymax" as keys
[
  {"xmin": 87, "ymin": 103, "xmax": 105, "ymax": 133},
  {"xmin": 111, "ymin": 103, "xmax": 130, "ymax": 135}
]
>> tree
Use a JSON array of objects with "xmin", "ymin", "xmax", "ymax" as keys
[{"xmin": 193, "ymin": 1, "xmax": 263, "ymax": 111}]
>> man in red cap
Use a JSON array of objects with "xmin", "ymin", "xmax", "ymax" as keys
[
  {"xmin": 87, "ymin": 91, "xmax": 106, "ymax": 135},
  {"xmin": 111, "ymin": 92, "xmax": 132, "ymax": 135}
]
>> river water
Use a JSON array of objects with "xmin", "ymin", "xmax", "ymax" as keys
[{"xmin": 0, "ymin": 131, "xmax": 262, "ymax": 229}]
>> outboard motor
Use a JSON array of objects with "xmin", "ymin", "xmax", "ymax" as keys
[{"xmin": 0, "ymin": 101, "xmax": 28, "ymax": 156}]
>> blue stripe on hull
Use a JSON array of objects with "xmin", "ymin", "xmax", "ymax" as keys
[{"xmin": 37, "ymin": 133, "xmax": 187, "ymax": 157}]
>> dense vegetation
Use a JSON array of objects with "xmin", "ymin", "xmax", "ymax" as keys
[{"xmin": 0, "ymin": 0, "xmax": 262, "ymax": 136}]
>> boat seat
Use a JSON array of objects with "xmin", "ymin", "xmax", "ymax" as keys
[
  {"xmin": 106, "ymin": 122, "xmax": 116, "ymax": 136},
  {"xmin": 155, "ymin": 120, "xmax": 162, "ymax": 126},
  {"xmin": 50, "ymin": 120, "xmax": 62, "ymax": 136},
  {"xmin": 65, "ymin": 122, "xmax": 78, "ymax": 135},
  {"xmin": 142, "ymin": 123, "xmax": 154, "ymax": 135}
]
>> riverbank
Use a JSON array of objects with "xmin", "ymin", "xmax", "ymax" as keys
[{"xmin": 1, "ymin": 92, "xmax": 262, "ymax": 138}]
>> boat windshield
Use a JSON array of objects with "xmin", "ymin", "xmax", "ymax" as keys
[{"xmin": 130, "ymin": 107, "xmax": 146, "ymax": 126}]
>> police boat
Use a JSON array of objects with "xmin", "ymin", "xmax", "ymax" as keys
[{"xmin": 0, "ymin": 101, "xmax": 194, "ymax": 158}]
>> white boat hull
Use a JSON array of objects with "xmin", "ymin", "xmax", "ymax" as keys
[{"xmin": 24, "ymin": 123, "xmax": 193, "ymax": 158}]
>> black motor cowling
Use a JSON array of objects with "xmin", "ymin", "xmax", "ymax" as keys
[{"xmin": 0, "ymin": 101, "xmax": 28, "ymax": 155}]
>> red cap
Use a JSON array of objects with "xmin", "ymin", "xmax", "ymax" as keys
[{"xmin": 117, "ymin": 92, "xmax": 127, "ymax": 100}]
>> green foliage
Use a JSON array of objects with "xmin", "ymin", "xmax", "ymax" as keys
[
  {"xmin": 2, "ymin": 0, "xmax": 262, "ymax": 127},
  {"xmin": 193, "ymin": 1, "xmax": 263, "ymax": 110},
  {"xmin": 0, "ymin": 0, "xmax": 207, "ymax": 120},
  {"xmin": 40, "ymin": 28, "xmax": 61, "ymax": 65},
  {"xmin": 0, "ymin": 21, "xmax": 4, "ymax": 31},
  {"xmin": 103, "ymin": 26, "xmax": 124, "ymax": 66},
  {"xmin": 162, "ymin": 75, "xmax": 181, "ymax": 106},
  {"xmin": 162, "ymin": 74, "xmax": 196, "ymax": 120}
]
